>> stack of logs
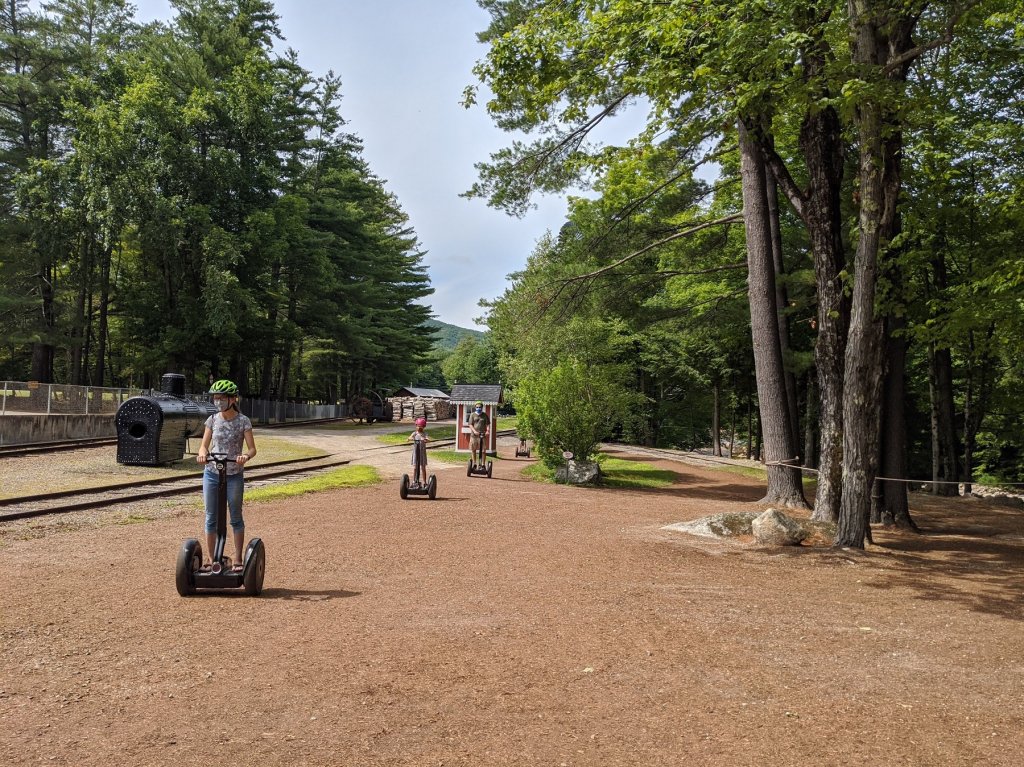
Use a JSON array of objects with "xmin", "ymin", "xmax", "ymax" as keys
[{"xmin": 389, "ymin": 397, "xmax": 455, "ymax": 422}]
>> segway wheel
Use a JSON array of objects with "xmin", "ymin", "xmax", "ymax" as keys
[
  {"xmin": 243, "ymin": 538, "xmax": 265, "ymax": 596},
  {"xmin": 175, "ymin": 539, "xmax": 202, "ymax": 597},
  {"xmin": 427, "ymin": 474, "xmax": 437, "ymax": 500},
  {"xmin": 487, "ymin": 461, "xmax": 493, "ymax": 478},
  {"xmin": 400, "ymin": 474, "xmax": 410, "ymax": 500},
  {"xmin": 467, "ymin": 459, "xmax": 474, "ymax": 476}
]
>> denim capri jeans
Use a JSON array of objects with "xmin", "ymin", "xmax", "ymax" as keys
[{"xmin": 203, "ymin": 469, "xmax": 245, "ymax": 534}]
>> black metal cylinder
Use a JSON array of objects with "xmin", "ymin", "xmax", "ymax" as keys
[
  {"xmin": 161, "ymin": 373, "xmax": 186, "ymax": 396},
  {"xmin": 116, "ymin": 393, "xmax": 217, "ymax": 466}
]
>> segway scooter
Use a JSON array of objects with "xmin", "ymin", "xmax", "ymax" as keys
[
  {"xmin": 400, "ymin": 437, "xmax": 436, "ymax": 500},
  {"xmin": 515, "ymin": 438, "xmax": 532, "ymax": 458},
  {"xmin": 467, "ymin": 432, "xmax": 493, "ymax": 478},
  {"xmin": 175, "ymin": 453, "xmax": 265, "ymax": 596}
]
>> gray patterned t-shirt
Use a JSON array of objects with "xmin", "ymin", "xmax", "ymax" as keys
[{"xmin": 204, "ymin": 412, "xmax": 253, "ymax": 475}]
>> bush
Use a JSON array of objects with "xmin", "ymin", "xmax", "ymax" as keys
[{"xmin": 516, "ymin": 359, "xmax": 641, "ymax": 469}]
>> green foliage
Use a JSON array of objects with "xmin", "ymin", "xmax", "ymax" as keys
[
  {"xmin": 425, "ymin": 319, "xmax": 484, "ymax": 351},
  {"xmin": 469, "ymin": 0, "xmax": 1024, "ymax": 501},
  {"xmin": 441, "ymin": 335, "xmax": 500, "ymax": 387},
  {"xmin": 516, "ymin": 358, "xmax": 641, "ymax": 468},
  {"xmin": 0, "ymin": 0, "xmax": 436, "ymax": 399}
]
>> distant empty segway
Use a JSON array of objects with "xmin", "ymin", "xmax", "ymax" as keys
[
  {"xmin": 467, "ymin": 433, "xmax": 493, "ymax": 478},
  {"xmin": 175, "ymin": 453, "xmax": 265, "ymax": 597},
  {"xmin": 400, "ymin": 434, "xmax": 436, "ymax": 500},
  {"xmin": 515, "ymin": 438, "xmax": 532, "ymax": 458}
]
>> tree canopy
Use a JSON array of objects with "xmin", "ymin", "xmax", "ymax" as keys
[{"xmin": 0, "ymin": 0, "xmax": 435, "ymax": 400}]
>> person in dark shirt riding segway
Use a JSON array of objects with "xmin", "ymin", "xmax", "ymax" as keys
[{"xmin": 469, "ymin": 400, "xmax": 489, "ymax": 466}]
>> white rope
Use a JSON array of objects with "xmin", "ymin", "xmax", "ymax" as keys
[{"xmin": 765, "ymin": 459, "xmax": 1024, "ymax": 488}]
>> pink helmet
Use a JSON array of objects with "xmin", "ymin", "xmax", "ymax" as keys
[{"xmin": 415, "ymin": 417, "xmax": 427, "ymax": 427}]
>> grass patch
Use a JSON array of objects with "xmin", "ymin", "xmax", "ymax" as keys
[
  {"xmin": 521, "ymin": 454, "xmax": 675, "ymax": 490},
  {"xmin": 115, "ymin": 513, "xmax": 152, "ymax": 525},
  {"xmin": 377, "ymin": 425, "xmax": 456, "ymax": 445},
  {"xmin": 711, "ymin": 461, "xmax": 816, "ymax": 488},
  {"xmin": 497, "ymin": 415, "xmax": 517, "ymax": 431},
  {"xmin": 597, "ymin": 456, "xmax": 676, "ymax": 489},
  {"xmin": 246, "ymin": 465, "xmax": 381, "ymax": 503},
  {"xmin": 427, "ymin": 449, "xmax": 471, "ymax": 465},
  {"xmin": 522, "ymin": 463, "xmax": 556, "ymax": 483},
  {"xmin": 714, "ymin": 463, "xmax": 769, "ymax": 480}
]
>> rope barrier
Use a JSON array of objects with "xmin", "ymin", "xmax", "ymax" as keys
[{"xmin": 764, "ymin": 459, "xmax": 1024, "ymax": 488}]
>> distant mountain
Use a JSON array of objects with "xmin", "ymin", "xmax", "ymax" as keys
[{"xmin": 425, "ymin": 319, "xmax": 485, "ymax": 350}]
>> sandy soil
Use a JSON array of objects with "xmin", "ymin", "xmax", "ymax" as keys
[{"xmin": 1, "ymin": 432, "xmax": 1023, "ymax": 766}]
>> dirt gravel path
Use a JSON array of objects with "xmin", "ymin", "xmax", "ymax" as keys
[{"xmin": 2, "ymin": 441, "xmax": 1023, "ymax": 766}]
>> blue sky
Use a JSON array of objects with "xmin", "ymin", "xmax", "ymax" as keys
[{"xmin": 131, "ymin": 0, "xmax": 646, "ymax": 330}]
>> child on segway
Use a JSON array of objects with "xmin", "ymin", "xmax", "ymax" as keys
[
  {"xmin": 196, "ymin": 379, "xmax": 257, "ymax": 573},
  {"xmin": 401, "ymin": 417, "xmax": 436, "ymax": 499},
  {"xmin": 407, "ymin": 417, "xmax": 431, "ymax": 487}
]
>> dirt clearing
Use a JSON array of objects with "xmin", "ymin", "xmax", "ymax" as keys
[{"xmin": 2, "ymin": 443, "xmax": 1023, "ymax": 766}]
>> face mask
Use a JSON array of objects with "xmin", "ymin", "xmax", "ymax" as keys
[
  {"xmin": 215, "ymin": 399, "xmax": 231, "ymax": 412},
  {"xmin": 475, "ymin": 408, "xmax": 482, "ymax": 414}
]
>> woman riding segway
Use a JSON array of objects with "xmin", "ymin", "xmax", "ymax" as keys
[{"xmin": 174, "ymin": 379, "xmax": 265, "ymax": 597}]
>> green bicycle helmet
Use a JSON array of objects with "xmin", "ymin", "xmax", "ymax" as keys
[{"xmin": 208, "ymin": 379, "xmax": 239, "ymax": 396}]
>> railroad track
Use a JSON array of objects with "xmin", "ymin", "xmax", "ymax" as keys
[
  {"xmin": 0, "ymin": 436, "xmax": 119, "ymax": 458},
  {"xmin": 0, "ymin": 454, "xmax": 356, "ymax": 523},
  {"xmin": 0, "ymin": 429, "xmax": 518, "ymax": 523},
  {"xmin": 0, "ymin": 416, "xmax": 362, "ymax": 458}
]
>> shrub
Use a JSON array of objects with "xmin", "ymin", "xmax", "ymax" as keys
[{"xmin": 516, "ymin": 358, "xmax": 641, "ymax": 468}]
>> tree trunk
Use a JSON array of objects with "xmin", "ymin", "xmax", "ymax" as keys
[
  {"xmin": 963, "ymin": 325, "xmax": 997, "ymax": 495},
  {"xmin": 836, "ymin": 0, "xmax": 914, "ymax": 547},
  {"xmin": 928, "ymin": 342, "xmax": 959, "ymax": 495},
  {"xmin": 803, "ymin": 372, "xmax": 817, "ymax": 470},
  {"xmin": 754, "ymin": 410, "xmax": 762, "ymax": 463},
  {"xmin": 836, "ymin": 96, "xmax": 887, "ymax": 547},
  {"xmin": 962, "ymin": 370, "xmax": 975, "ymax": 497},
  {"xmin": 712, "ymin": 381, "xmax": 722, "ymax": 457},
  {"xmin": 746, "ymin": 376, "xmax": 754, "ymax": 458},
  {"xmin": 738, "ymin": 119, "xmax": 807, "ymax": 508},
  {"xmin": 30, "ymin": 259, "xmax": 56, "ymax": 383},
  {"xmin": 728, "ymin": 385, "xmax": 737, "ymax": 459},
  {"xmin": 92, "ymin": 245, "xmax": 112, "ymax": 387},
  {"xmin": 879, "ymin": 315, "xmax": 913, "ymax": 528},
  {"xmin": 765, "ymin": 172, "xmax": 800, "ymax": 448},
  {"xmin": 757, "ymin": 82, "xmax": 848, "ymax": 521}
]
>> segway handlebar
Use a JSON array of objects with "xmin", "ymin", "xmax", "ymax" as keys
[{"xmin": 203, "ymin": 452, "xmax": 240, "ymax": 470}]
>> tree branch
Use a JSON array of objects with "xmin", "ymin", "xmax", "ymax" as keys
[
  {"xmin": 883, "ymin": 1, "xmax": 985, "ymax": 75},
  {"xmin": 556, "ymin": 214, "xmax": 744, "ymax": 285}
]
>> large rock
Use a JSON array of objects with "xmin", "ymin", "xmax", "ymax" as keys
[
  {"xmin": 555, "ymin": 459, "xmax": 601, "ymax": 485},
  {"xmin": 662, "ymin": 512, "xmax": 760, "ymax": 538},
  {"xmin": 752, "ymin": 508, "xmax": 807, "ymax": 546}
]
